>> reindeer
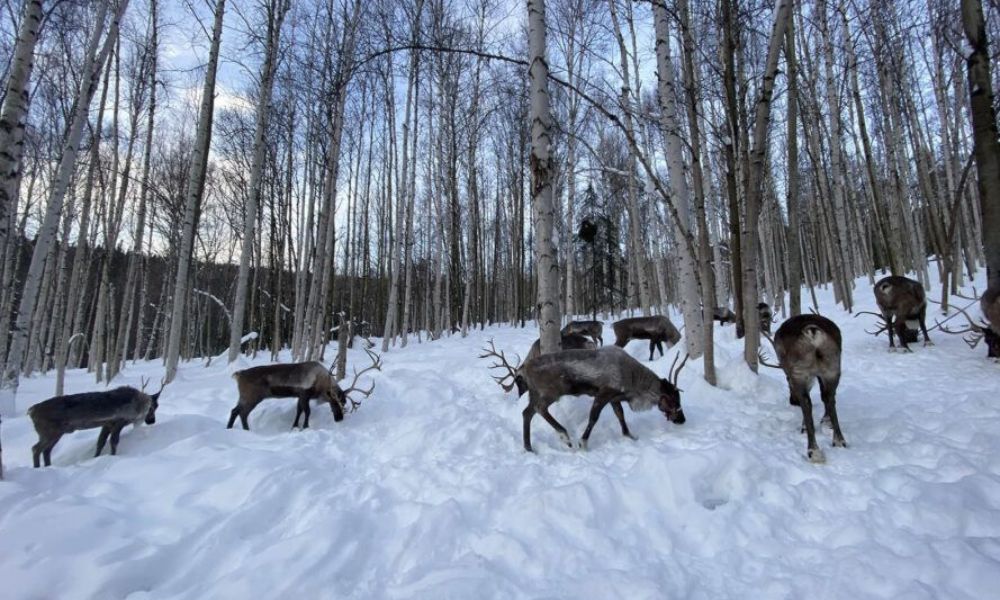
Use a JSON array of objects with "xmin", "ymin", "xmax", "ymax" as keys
[
  {"xmin": 735, "ymin": 303, "xmax": 774, "ymax": 337},
  {"xmin": 612, "ymin": 315, "xmax": 681, "ymax": 361},
  {"xmin": 858, "ymin": 276, "xmax": 931, "ymax": 352},
  {"xmin": 561, "ymin": 320, "xmax": 604, "ymax": 346},
  {"xmin": 713, "ymin": 307, "xmax": 737, "ymax": 326},
  {"xmin": 482, "ymin": 342, "xmax": 687, "ymax": 451},
  {"xmin": 760, "ymin": 315, "xmax": 845, "ymax": 464},
  {"xmin": 937, "ymin": 284, "xmax": 1000, "ymax": 359},
  {"xmin": 525, "ymin": 333, "xmax": 596, "ymax": 362},
  {"xmin": 28, "ymin": 378, "xmax": 165, "ymax": 468},
  {"xmin": 227, "ymin": 349, "xmax": 381, "ymax": 431}
]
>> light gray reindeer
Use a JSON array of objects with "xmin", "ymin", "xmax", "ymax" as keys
[
  {"xmin": 28, "ymin": 378, "xmax": 165, "ymax": 468},
  {"xmin": 483, "ymin": 343, "xmax": 687, "ymax": 452},
  {"xmin": 761, "ymin": 314, "xmax": 846, "ymax": 464},
  {"xmin": 525, "ymin": 332, "xmax": 596, "ymax": 362},
  {"xmin": 561, "ymin": 320, "xmax": 604, "ymax": 346},
  {"xmin": 227, "ymin": 349, "xmax": 381, "ymax": 431},
  {"xmin": 612, "ymin": 315, "xmax": 681, "ymax": 361}
]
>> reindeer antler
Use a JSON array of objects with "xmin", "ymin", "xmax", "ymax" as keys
[
  {"xmin": 341, "ymin": 348, "xmax": 382, "ymax": 411},
  {"xmin": 935, "ymin": 301, "xmax": 987, "ymax": 349},
  {"xmin": 668, "ymin": 352, "xmax": 690, "ymax": 386},
  {"xmin": 855, "ymin": 311, "xmax": 889, "ymax": 336},
  {"xmin": 479, "ymin": 339, "xmax": 522, "ymax": 393},
  {"xmin": 757, "ymin": 332, "xmax": 783, "ymax": 369},
  {"xmin": 140, "ymin": 376, "xmax": 167, "ymax": 396}
]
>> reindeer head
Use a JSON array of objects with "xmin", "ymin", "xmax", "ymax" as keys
[
  {"xmin": 139, "ymin": 377, "xmax": 167, "ymax": 425},
  {"xmin": 658, "ymin": 353, "xmax": 689, "ymax": 424},
  {"xmin": 334, "ymin": 348, "xmax": 383, "ymax": 419},
  {"xmin": 480, "ymin": 339, "xmax": 524, "ymax": 395}
]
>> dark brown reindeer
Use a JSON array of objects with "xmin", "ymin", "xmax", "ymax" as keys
[
  {"xmin": 760, "ymin": 315, "xmax": 845, "ymax": 464},
  {"xmin": 525, "ymin": 333, "xmax": 596, "ymax": 362},
  {"xmin": 28, "ymin": 378, "xmax": 165, "ymax": 468},
  {"xmin": 713, "ymin": 307, "xmax": 737, "ymax": 326},
  {"xmin": 227, "ymin": 349, "xmax": 381, "ymax": 431},
  {"xmin": 936, "ymin": 284, "xmax": 1000, "ymax": 359},
  {"xmin": 735, "ymin": 303, "xmax": 774, "ymax": 337},
  {"xmin": 613, "ymin": 315, "xmax": 681, "ymax": 361},
  {"xmin": 561, "ymin": 320, "xmax": 604, "ymax": 346},
  {"xmin": 858, "ymin": 276, "xmax": 931, "ymax": 352},
  {"xmin": 483, "ymin": 342, "xmax": 687, "ymax": 451}
]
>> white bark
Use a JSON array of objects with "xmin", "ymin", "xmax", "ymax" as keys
[
  {"xmin": 228, "ymin": 0, "xmax": 288, "ymax": 362},
  {"xmin": 164, "ymin": 0, "xmax": 226, "ymax": 383},
  {"xmin": 528, "ymin": 0, "xmax": 562, "ymax": 354}
]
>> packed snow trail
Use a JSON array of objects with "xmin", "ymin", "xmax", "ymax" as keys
[{"xmin": 1, "ymin": 275, "xmax": 999, "ymax": 599}]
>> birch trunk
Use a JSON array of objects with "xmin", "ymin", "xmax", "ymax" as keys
[
  {"xmin": 3, "ymin": 0, "xmax": 126, "ymax": 396},
  {"xmin": 164, "ymin": 0, "xmax": 226, "ymax": 383},
  {"xmin": 228, "ymin": 0, "xmax": 288, "ymax": 362},
  {"xmin": 962, "ymin": 0, "xmax": 1000, "ymax": 285},
  {"xmin": 0, "ymin": 0, "xmax": 44, "ymax": 267},
  {"xmin": 742, "ymin": 0, "xmax": 791, "ymax": 371},
  {"xmin": 528, "ymin": 0, "xmax": 561, "ymax": 354}
]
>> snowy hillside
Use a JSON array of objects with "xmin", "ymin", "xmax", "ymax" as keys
[{"xmin": 1, "ymin": 275, "xmax": 999, "ymax": 599}]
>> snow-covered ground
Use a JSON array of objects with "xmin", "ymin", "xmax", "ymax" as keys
[{"xmin": 2, "ymin": 273, "xmax": 999, "ymax": 599}]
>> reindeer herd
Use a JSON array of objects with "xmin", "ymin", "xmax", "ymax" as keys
[
  {"xmin": 486, "ymin": 277, "xmax": 999, "ymax": 463},
  {"xmin": 4, "ymin": 278, "xmax": 997, "ymax": 475}
]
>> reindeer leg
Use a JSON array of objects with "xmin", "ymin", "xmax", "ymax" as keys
[
  {"xmin": 239, "ymin": 406, "xmax": 251, "ymax": 431},
  {"xmin": 32, "ymin": 440, "xmax": 44, "ymax": 468},
  {"xmin": 301, "ymin": 396, "xmax": 311, "ymax": 429},
  {"xmin": 657, "ymin": 339, "xmax": 665, "ymax": 358},
  {"xmin": 227, "ymin": 405, "xmax": 240, "ymax": 429},
  {"xmin": 920, "ymin": 310, "xmax": 933, "ymax": 346},
  {"xmin": 820, "ymin": 377, "xmax": 847, "ymax": 448},
  {"xmin": 522, "ymin": 405, "xmax": 536, "ymax": 452},
  {"xmin": 95, "ymin": 426, "xmax": 111, "ymax": 457},
  {"xmin": 886, "ymin": 313, "xmax": 897, "ymax": 351},
  {"xmin": 109, "ymin": 423, "xmax": 126, "ymax": 456},
  {"xmin": 42, "ymin": 434, "xmax": 62, "ymax": 467},
  {"xmin": 793, "ymin": 384, "xmax": 824, "ymax": 464},
  {"xmin": 611, "ymin": 399, "xmax": 636, "ymax": 440},
  {"xmin": 648, "ymin": 340, "xmax": 655, "ymax": 361},
  {"xmin": 895, "ymin": 319, "xmax": 913, "ymax": 352},
  {"xmin": 580, "ymin": 396, "xmax": 610, "ymax": 450},
  {"xmin": 537, "ymin": 404, "xmax": 573, "ymax": 449}
]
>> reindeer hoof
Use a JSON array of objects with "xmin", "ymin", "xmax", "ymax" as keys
[
  {"xmin": 888, "ymin": 347, "xmax": 897, "ymax": 353},
  {"xmin": 833, "ymin": 437, "xmax": 847, "ymax": 448},
  {"xmin": 924, "ymin": 340, "xmax": 934, "ymax": 347},
  {"xmin": 578, "ymin": 439, "xmax": 589, "ymax": 451},
  {"xmin": 627, "ymin": 433, "xmax": 638, "ymax": 441},
  {"xmin": 807, "ymin": 448, "xmax": 827, "ymax": 464}
]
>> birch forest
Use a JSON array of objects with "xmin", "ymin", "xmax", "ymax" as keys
[{"xmin": 1, "ymin": 0, "xmax": 998, "ymax": 403}]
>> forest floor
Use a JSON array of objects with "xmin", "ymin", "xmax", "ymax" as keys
[{"xmin": 1, "ymin": 272, "xmax": 999, "ymax": 599}]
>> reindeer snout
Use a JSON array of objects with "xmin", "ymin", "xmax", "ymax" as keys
[{"xmin": 670, "ymin": 409, "xmax": 686, "ymax": 425}]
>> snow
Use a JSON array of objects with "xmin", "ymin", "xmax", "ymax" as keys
[{"xmin": 2, "ymin": 273, "xmax": 1000, "ymax": 599}]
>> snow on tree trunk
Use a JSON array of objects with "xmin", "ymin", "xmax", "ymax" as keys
[
  {"xmin": 164, "ymin": 0, "xmax": 226, "ymax": 383},
  {"xmin": 528, "ymin": 0, "xmax": 562, "ymax": 355}
]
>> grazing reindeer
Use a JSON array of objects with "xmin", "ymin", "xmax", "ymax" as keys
[
  {"xmin": 482, "ymin": 342, "xmax": 687, "ymax": 451},
  {"xmin": 859, "ymin": 276, "xmax": 931, "ymax": 351},
  {"xmin": 561, "ymin": 320, "xmax": 604, "ymax": 346},
  {"xmin": 761, "ymin": 315, "xmax": 845, "ymax": 464},
  {"xmin": 736, "ymin": 303, "xmax": 774, "ymax": 337},
  {"xmin": 227, "ymin": 349, "xmax": 381, "ymax": 431},
  {"xmin": 28, "ymin": 378, "xmax": 165, "ymax": 468},
  {"xmin": 613, "ymin": 315, "xmax": 681, "ymax": 361},
  {"xmin": 713, "ymin": 307, "xmax": 736, "ymax": 326},
  {"xmin": 758, "ymin": 303, "xmax": 774, "ymax": 334},
  {"xmin": 525, "ymin": 333, "xmax": 596, "ymax": 362},
  {"xmin": 937, "ymin": 285, "xmax": 1000, "ymax": 359}
]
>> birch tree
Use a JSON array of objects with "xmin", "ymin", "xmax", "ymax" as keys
[
  {"xmin": 165, "ymin": 0, "xmax": 227, "ymax": 383},
  {"xmin": 228, "ymin": 0, "xmax": 289, "ymax": 362},
  {"xmin": 528, "ymin": 0, "xmax": 562, "ymax": 354}
]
